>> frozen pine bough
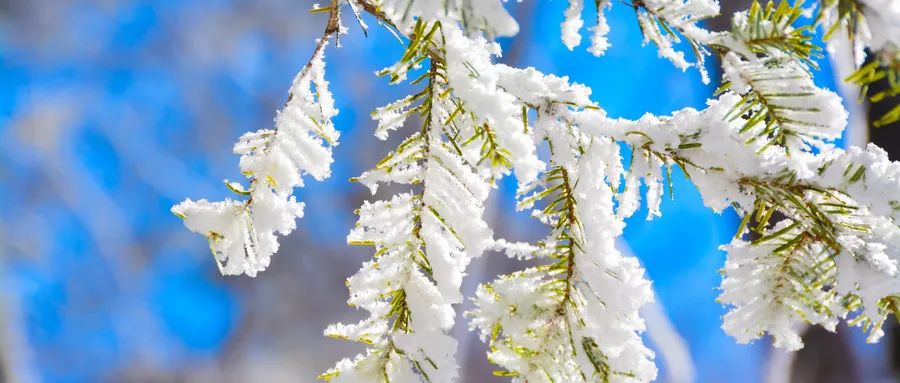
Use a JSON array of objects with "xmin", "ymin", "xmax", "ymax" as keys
[
  {"xmin": 173, "ymin": 0, "xmax": 900, "ymax": 381},
  {"xmin": 172, "ymin": 34, "xmax": 339, "ymax": 277}
]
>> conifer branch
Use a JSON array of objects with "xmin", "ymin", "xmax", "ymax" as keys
[
  {"xmin": 816, "ymin": 0, "xmax": 900, "ymax": 126},
  {"xmin": 171, "ymin": 2, "xmax": 900, "ymax": 381}
]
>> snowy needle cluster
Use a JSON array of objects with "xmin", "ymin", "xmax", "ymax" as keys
[{"xmin": 174, "ymin": 0, "xmax": 900, "ymax": 381}]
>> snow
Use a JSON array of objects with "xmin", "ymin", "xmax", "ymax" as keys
[
  {"xmin": 587, "ymin": 0, "xmax": 613, "ymax": 56},
  {"xmin": 561, "ymin": 0, "xmax": 585, "ymax": 50},
  {"xmin": 173, "ymin": 46, "xmax": 337, "ymax": 277},
  {"xmin": 175, "ymin": 1, "xmax": 900, "ymax": 380}
]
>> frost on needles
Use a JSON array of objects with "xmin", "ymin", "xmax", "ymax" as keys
[
  {"xmin": 173, "ymin": 0, "xmax": 900, "ymax": 382},
  {"xmin": 171, "ymin": 34, "xmax": 339, "ymax": 276}
]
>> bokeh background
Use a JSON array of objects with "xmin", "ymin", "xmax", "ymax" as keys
[{"xmin": 1, "ymin": 1, "xmax": 898, "ymax": 382}]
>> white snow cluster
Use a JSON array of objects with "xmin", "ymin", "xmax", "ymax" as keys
[
  {"xmin": 561, "ymin": 0, "xmax": 586, "ymax": 50},
  {"xmin": 372, "ymin": 0, "xmax": 519, "ymax": 37},
  {"xmin": 560, "ymin": 0, "xmax": 615, "ymax": 56},
  {"xmin": 172, "ymin": 47, "xmax": 339, "ymax": 277}
]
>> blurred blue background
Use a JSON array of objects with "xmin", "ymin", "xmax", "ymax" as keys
[{"xmin": 0, "ymin": 1, "xmax": 893, "ymax": 382}]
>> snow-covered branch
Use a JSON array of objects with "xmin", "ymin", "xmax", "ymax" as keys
[
  {"xmin": 572, "ymin": 92, "xmax": 900, "ymax": 350},
  {"xmin": 321, "ymin": 18, "xmax": 507, "ymax": 382},
  {"xmin": 172, "ymin": 0, "xmax": 900, "ymax": 381},
  {"xmin": 172, "ymin": 2, "xmax": 342, "ymax": 276}
]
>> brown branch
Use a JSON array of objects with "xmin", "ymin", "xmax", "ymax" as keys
[
  {"xmin": 355, "ymin": 0, "xmax": 396, "ymax": 30},
  {"xmin": 294, "ymin": 0, "xmax": 343, "ymax": 82}
]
